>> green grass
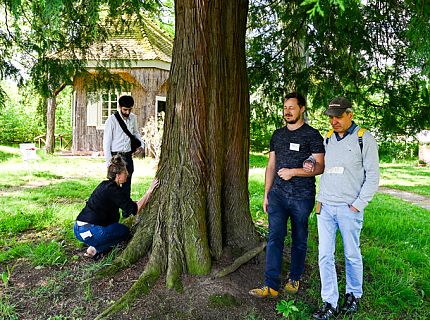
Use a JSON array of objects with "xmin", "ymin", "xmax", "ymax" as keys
[
  {"xmin": 0, "ymin": 297, "xmax": 19, "ymax": 320},
  {"xmin": 0, "ymin": 146, "xmax": 429, "ymax": 319},
  {"xmin": 0, "ymin": 148, "xmax": 19, "ymax": 163},
  {"xmin": 0, "ymin": 146, "xmax": 156, "ymax": 267},
  {"xmin": 380, "ymin": 163, "xmax": 430, "ymax": 196},
  {"xmin": 29, "ymin": 240, "xmax": 68, "ymax": 267},
  {"xmin": 359, "ymin": 194, "xmax": 430, "ymax": 318},
  {"xmin": 249, "ymin": 152, "xmax": 269, "ymax": 168}
]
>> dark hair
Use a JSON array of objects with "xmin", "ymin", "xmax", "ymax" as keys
[
  {"xmin": 284, "ymin": 92, "xmax": 306, "ymax": 107},
  {"xmin": 107, "ymin": 155, "xmax": 127, "ymax": 180},
  {"xmin": 118, "ymin": 95, "xmax": 134, "ymax": 108}
]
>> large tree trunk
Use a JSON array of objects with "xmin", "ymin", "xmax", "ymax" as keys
[
  {"xmin": 45, "ymin": 96, "xmax": 57, "ymax": 154},
  {"xmin": 96, "ymin": 0, "xmax": 258, "ymax": 318}
]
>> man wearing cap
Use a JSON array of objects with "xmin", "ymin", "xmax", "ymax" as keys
[
  {"xmin": 103, "ymin": 95, "xmax": 144, "ymax": 209},
  {"xmin": 312, "ymin": 97, "xmax": 379, "ymax": 319},
  {"xmin": 249, "ymin": 92, "xmax": 325, "ymax": 298}
]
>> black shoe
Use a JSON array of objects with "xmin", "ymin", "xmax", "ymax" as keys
[
  {"xmin": 341, "ymin": 293, "xmax": 359, "ymax": 314},
  {"xmin": 312, "ymin": 302, "xmax": 339, "ymax": 320}
]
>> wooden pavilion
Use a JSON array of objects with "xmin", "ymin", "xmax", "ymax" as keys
[{"xmin": 71, "ymin": 17, "xmax": 172, "ymax": 153}]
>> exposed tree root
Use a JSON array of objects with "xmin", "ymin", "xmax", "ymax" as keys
[
  {"xmin": 212, "ymin": 241, "xmax": 266, "ymax": 278},
  {"xmin": 95, "ymin": 237, "xmax": 166, "ymax": 320},
  {"xmin": 94, "ymin": 269, "xmax": 160, "ymax": 320}
]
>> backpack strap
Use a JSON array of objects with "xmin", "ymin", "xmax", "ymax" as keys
[
  {"xmin": 325, "ymin": 127, "xmax": 367, "ymax": 153},
  {"xmin": 357, "ymin": 127, "xmax": 366, "ymax": 152},
  {"xmin": 325, "ymin": 129, "xmax": 335, "ymax": 145}
]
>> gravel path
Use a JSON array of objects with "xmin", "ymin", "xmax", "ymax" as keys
[{"xmin": 378, "ymin": 186, "xmax": 430, "ymax": 211}]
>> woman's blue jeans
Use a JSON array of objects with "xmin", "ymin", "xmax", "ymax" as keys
[
  {"xmin": 74, "ymin": 221, "xmax": 131, "ymax": 253},
  {"xmin": 264, "ymin": 188, "xmax": 315, "ymax": 290}
]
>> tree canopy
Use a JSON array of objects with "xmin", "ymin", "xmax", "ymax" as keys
[
  {"xmin": 247, "ymin": 0, "xmax": 430, "ymax": 143},
  {"xmin": 0, "ymin": 0, "xmax": 167, "ymax": 102}
]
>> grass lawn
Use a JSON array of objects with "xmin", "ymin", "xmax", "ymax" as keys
[
  {"xmin": 380, "ymin": 162, "xmax": 430, "ymax": 196},
  {"xmin": 1, "ymin": 147, "xmax": 429, "ymax": 319}
]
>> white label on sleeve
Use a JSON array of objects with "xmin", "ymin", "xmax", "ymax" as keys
[
  {"xmin": 289, "ymin": 143, "xmax": 300, "ymax": 151},
  {"xmin": 80, "ymin": 230, "xmax": 93, "ymax": 240},
  {"xmin": 326, "ymin": 166, "xmax": 344, "ymax": 174}
]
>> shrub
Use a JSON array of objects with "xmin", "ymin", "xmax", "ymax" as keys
[
  {"xmin": 378, "ymin": 140, "xmax": 418, "ymax": 162},
  {"xmin": 140, "ymin": 113, "xmax": 164, "ymax": 159}
]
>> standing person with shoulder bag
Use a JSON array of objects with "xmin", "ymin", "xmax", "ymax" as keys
[{"xmin": 103, "ymin": 95, "xmax": 145, "ymax": 212}]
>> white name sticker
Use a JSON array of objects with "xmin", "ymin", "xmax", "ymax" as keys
[
  {"xmin": 326, "ymin": 166, "xmax": 345, "ymax": 174},
  {"xmin": 290, "ymin": 143, "xmax": 300, "ymax": 151},
  {"xmin": 80, "ymin": 230, "xmax": 93, "ymax": 240}
]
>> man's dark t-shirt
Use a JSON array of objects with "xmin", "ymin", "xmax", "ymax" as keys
[{"xmin": 270, "ymin": 123, "xmax": 324, "ymax": 199}]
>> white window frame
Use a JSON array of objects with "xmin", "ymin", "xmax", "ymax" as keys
[
  {"xmin": 86, "ymin": 90, "xmax": 130, "ymax": 129},
  {"xmin": 155, "ymin": 95, "xmax": 166, "ymax": 118}
]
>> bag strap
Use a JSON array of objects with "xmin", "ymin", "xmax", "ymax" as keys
[{"xmin": 114, "ymin": 111, "xmax": 134, "ymax": 139}]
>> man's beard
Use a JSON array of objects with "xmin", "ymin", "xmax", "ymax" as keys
[
  {"xmin": 120, "ymin": 111, "xmax": 130, "ymax": 118},
  {"xmin": 285, "ymin": 114, "xmax": 300, "ymax": 124}
]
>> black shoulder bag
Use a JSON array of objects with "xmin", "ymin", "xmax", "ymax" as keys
[{"xmin": 114, "ymin": 111, "xmax": 142, "ymax": 153}]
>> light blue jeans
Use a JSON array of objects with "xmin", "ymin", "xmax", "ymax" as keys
[{"xmin": 317, "ymin": 203, "xmax": 364, "ymax": 307}]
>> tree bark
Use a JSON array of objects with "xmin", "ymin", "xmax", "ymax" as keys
[
  {"xmin": 98, "ymin": 0, "xmax": 259, "ymax": 317},
  {"xmin": 45, "ymin": 96, "xmax": 56, "ymax": 154}
]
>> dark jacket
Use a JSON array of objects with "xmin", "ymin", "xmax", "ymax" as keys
[{"xmin": 76, "ymin": 180, "xmax": 137, "ymax": 226}]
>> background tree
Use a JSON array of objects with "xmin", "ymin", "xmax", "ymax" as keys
[
  {"xmin": 0, "ymin": 81, "xmax": 72, "ymax": 145},
  {"xmin": 247, "ymin": 0, "xmax": 430, "ymax": 151}
]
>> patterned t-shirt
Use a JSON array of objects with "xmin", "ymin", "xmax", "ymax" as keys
[{"xmin": 270, "ymin": 123, "xmax": 325, "ymax": 199}]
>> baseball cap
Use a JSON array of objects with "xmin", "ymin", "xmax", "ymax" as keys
[{"xmin": 325, "ymin": 97, "xmax": 352, "ymax": 116}]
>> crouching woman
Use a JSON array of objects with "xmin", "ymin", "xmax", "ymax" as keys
[{"xmin": 73, "ymin": 155, "xmax": 158, "ymax": 260}]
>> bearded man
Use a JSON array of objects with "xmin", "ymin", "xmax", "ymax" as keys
[{"xmin": 249, "ymin": 92, "xmax": 325, "ymax": 298}]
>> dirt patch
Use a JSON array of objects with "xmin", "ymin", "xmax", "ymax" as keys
[{"xmin": 4, "ymin": 247, "xmax": 288, "ymax": 320}]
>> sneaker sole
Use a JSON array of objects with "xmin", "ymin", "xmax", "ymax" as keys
[{"xmin": 248, "ymin": 291, "xmax": 278, "ymax": 299}]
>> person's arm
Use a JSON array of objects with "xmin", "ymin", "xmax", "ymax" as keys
[
  {"xmin": 263, "ymin": 152, "xmax": 276, "ymax": 214},
  {"xmin": 278, "ymin": 153, "xmax": 325, "ymax": 180},
  {"xmin": 351, "ymin": 133, "xmax": 380, "ymax": 212},
  {"xmin": 103, "ymin": 116, "xmax": 114, "ymax": 166},
  {"xmin": 136, "ymin": 179, "xmax": 159, "ymax": 213}
]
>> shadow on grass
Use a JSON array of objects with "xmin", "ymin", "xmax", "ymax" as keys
[{"xmin": 0, "ymin": 149, "xmax": 20, "ymax": 163}]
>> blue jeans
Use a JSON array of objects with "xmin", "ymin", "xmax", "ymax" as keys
[
  {"xmin": 264, "ymin": 189, "xmax": 315, "ymax": 290},
  {"xmin": 317, "ymin": 203, "xmax": 364, "ymax": 307},
  {"xmin": 74, "ymin": 222, "xmax": 131, "ymax": 253}
]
